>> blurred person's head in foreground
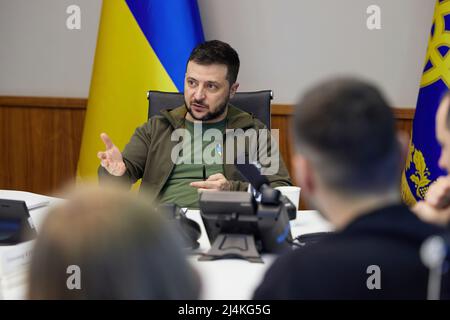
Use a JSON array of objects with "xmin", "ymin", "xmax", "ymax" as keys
[
  {"xmin": 28, "ymin": 185, "xmax": 200, "ymax": 299},
  {"xmin": 292, "ymin": 77, "xmax": 407, "ymax": 229}
]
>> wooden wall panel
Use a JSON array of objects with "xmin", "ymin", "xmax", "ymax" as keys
[
  {"xmin": 392, "ymin": 108, "xmax": 415, "ymax": 139},
  {"xmin": 270, "ymin": 104, "xmax": 414, "ymax": 180},
  {"xmin": 0, "ymin": 96, "xmax": 414, "ymax": 199},
  {"xmin": 271, "ymin": 105, "xmax": 295, "ymax": 184},
  {"xmin": 0, "ymin": 97, "xmax": 86, "ymax": 195}
]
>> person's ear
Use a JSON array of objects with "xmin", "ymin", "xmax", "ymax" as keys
[
  {"xmin": 292, "ymin": 153, "xmax": 315, "ymax": 194},
  {"xmin": 397, "ymin": 131, "xmax": 410, "ymax": 169},
  {"xmin": 229, "ymin": 82, "xmax": 239, "ymax": 98}
]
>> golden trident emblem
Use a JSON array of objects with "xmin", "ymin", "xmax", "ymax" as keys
[{"xmin": 421, "ymin": 1, "xmax": 450, "ymax": 88}]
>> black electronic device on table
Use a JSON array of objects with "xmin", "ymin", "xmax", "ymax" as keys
[
  {"xmin": 234, "ymin": 162, "xmax": 332, "ymax": 247},
  {"xmin": 234, "ymin": 162, "xmax": 297, "ymax": 220},
  {"xmin": 0, "ymin": 199, "xmax": 36, "ymax": 245},
  {"xmin": 157, "ymin": 203, "xmax": 201, "ymax": 250},
  {"xmin": 199, "ymin": 190, "xmax": 293, "ymax": 263}
]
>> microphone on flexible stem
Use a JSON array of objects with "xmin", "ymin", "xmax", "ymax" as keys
[
  {"xmin": 235, "ymin": 163, "xmax": 296, "ymax": 219},
  {"xmin": 420, "ymin": 235, "xmax": 448, "ymax": 300},
  {"xmin": 235, "ymin": 163, "xmax": 268, "ymax": 189},
  {"xmin": 235, "ymin": 163, "xmax": 275, "ymax": 201}
]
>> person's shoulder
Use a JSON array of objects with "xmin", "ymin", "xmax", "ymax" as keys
[
  {"xmin": 253, "ymin": 245, "xmax": 333, "ymax": 299},
  {"xmin": 266, "ymin": 244, "xmax": 335, "ymax": 280},
  {"xmin": 227, "ymin": 104, "xmax": 267, "ymax": 129},
  {"xmin": 140, "ymin": 114, "xmax": 173, "ymax": 131},
  {"xmin": 394, "ymin": 204, "xmax": 447, "ymax": 237},
  {"xmin": 142, "ymin": 105, "xmax": 186, "ymax": 129},
  {"xmin": 148, "ymin": 114, "xmax": 169, "ymax": 125},
  {"xmin": 348, "ymin": 204, "xmax": 446, "ymax": 240}
]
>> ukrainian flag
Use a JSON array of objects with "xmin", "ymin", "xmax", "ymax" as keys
[
  {"xmin": 402, "ymin": 0, "xmax": 450, "ymax": 205},
  {"xmin": 77, "ymin": 0, "xmax": 204, "ymax": 181}
]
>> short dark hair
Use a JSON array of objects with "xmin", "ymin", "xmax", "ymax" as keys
[
  {"xmin": 188, "ymin": 40, "xmax": 240, "ymax": 84},
  {"xmin": 293, "ymin": 78, "xmax": 400, "ymax": 195}
]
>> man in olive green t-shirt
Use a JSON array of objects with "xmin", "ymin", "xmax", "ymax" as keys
[
  {"xmin": 159, "ymin": 120, "xmax": 226, "ymax": 208},
  {"xmin": 97, "ymin": 40, "xmax": 292, "ymax": 208}
]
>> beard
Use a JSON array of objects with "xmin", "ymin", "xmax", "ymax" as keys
[{"xmin": 185, "ymin": 97, "xmax": 229, "ymax": 121}]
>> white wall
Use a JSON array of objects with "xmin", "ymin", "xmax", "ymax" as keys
[
  {"xmin": 199, "ymin": 0, "xmax": 435, "ymax": 107},
  {"xmin": 0, "ymin": 0, "xmax": 435, "ymax": 107},
  {"xmin": 0, "ymin": 0, "xmax": 102, "ymax": 97}
]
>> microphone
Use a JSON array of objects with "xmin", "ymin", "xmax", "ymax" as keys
[
  {"xmin": 420, "ymin": 235, "xmax": 448, "ymax": 300},
  {"xmin": 235, "ymin": 162, "xmax": 270, "ymax": 192},
  {"xmin": 235, "ymin": 162, "xmax": 277, "ymax": 203},
  {"xmin": 235, "ymin": 163, "xmax": 296, "ymax": 219}
]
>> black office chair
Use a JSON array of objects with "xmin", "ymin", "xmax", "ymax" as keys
[{"xmin": 147, "ymin": 90, "xmax": 273, "ymax": 128}]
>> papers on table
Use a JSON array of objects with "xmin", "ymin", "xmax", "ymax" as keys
[
  {"xmin": 0, "ymin": 241, "xmax": 34, "ymax": 300},
  {"xmin": 0, "ymin": 191, "xmax": 50, "ymax": 299}
]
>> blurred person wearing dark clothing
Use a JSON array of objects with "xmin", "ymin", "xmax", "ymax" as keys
[{"xmin": 254, "ymin": 78, "xmax": 449, "ymax": 299}]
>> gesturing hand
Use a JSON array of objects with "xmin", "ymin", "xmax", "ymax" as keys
[
  {"xmin": 190, "ymin": 173, "xmax": 231, "ymax": 192},
  {"xmin": 97, "ymin": 133, "xmax": 127, "ymax": 176}
]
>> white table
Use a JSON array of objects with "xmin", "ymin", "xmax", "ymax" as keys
[
  {"xmin": 0, "ymin": 190, "xmax": 333, "ymax": 300},
  {"xmin": 0, "ymin": 190, "xmax": 62, "ymax": 299},
  {"xmin": 186, "ymin": 209, "xmax": 333, "ymax": 299}
]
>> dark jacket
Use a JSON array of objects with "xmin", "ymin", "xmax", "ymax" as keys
[
  {"xmin": 99, "ymin": 104, "xmax": 292, "ymax": 202},
  {"xmin": 254, "ymin": 204, "xmax": 450, "ymax": 300}
]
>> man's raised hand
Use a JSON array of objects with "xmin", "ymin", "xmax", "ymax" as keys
[{"xmin": 97, "ymin": 133, "xmax": 126, "ymax": 176}]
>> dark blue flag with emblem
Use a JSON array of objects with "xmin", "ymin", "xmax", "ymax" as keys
[{"xmin": 402, "ymin": 0, "xmax": 450, "ymax": 205}]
